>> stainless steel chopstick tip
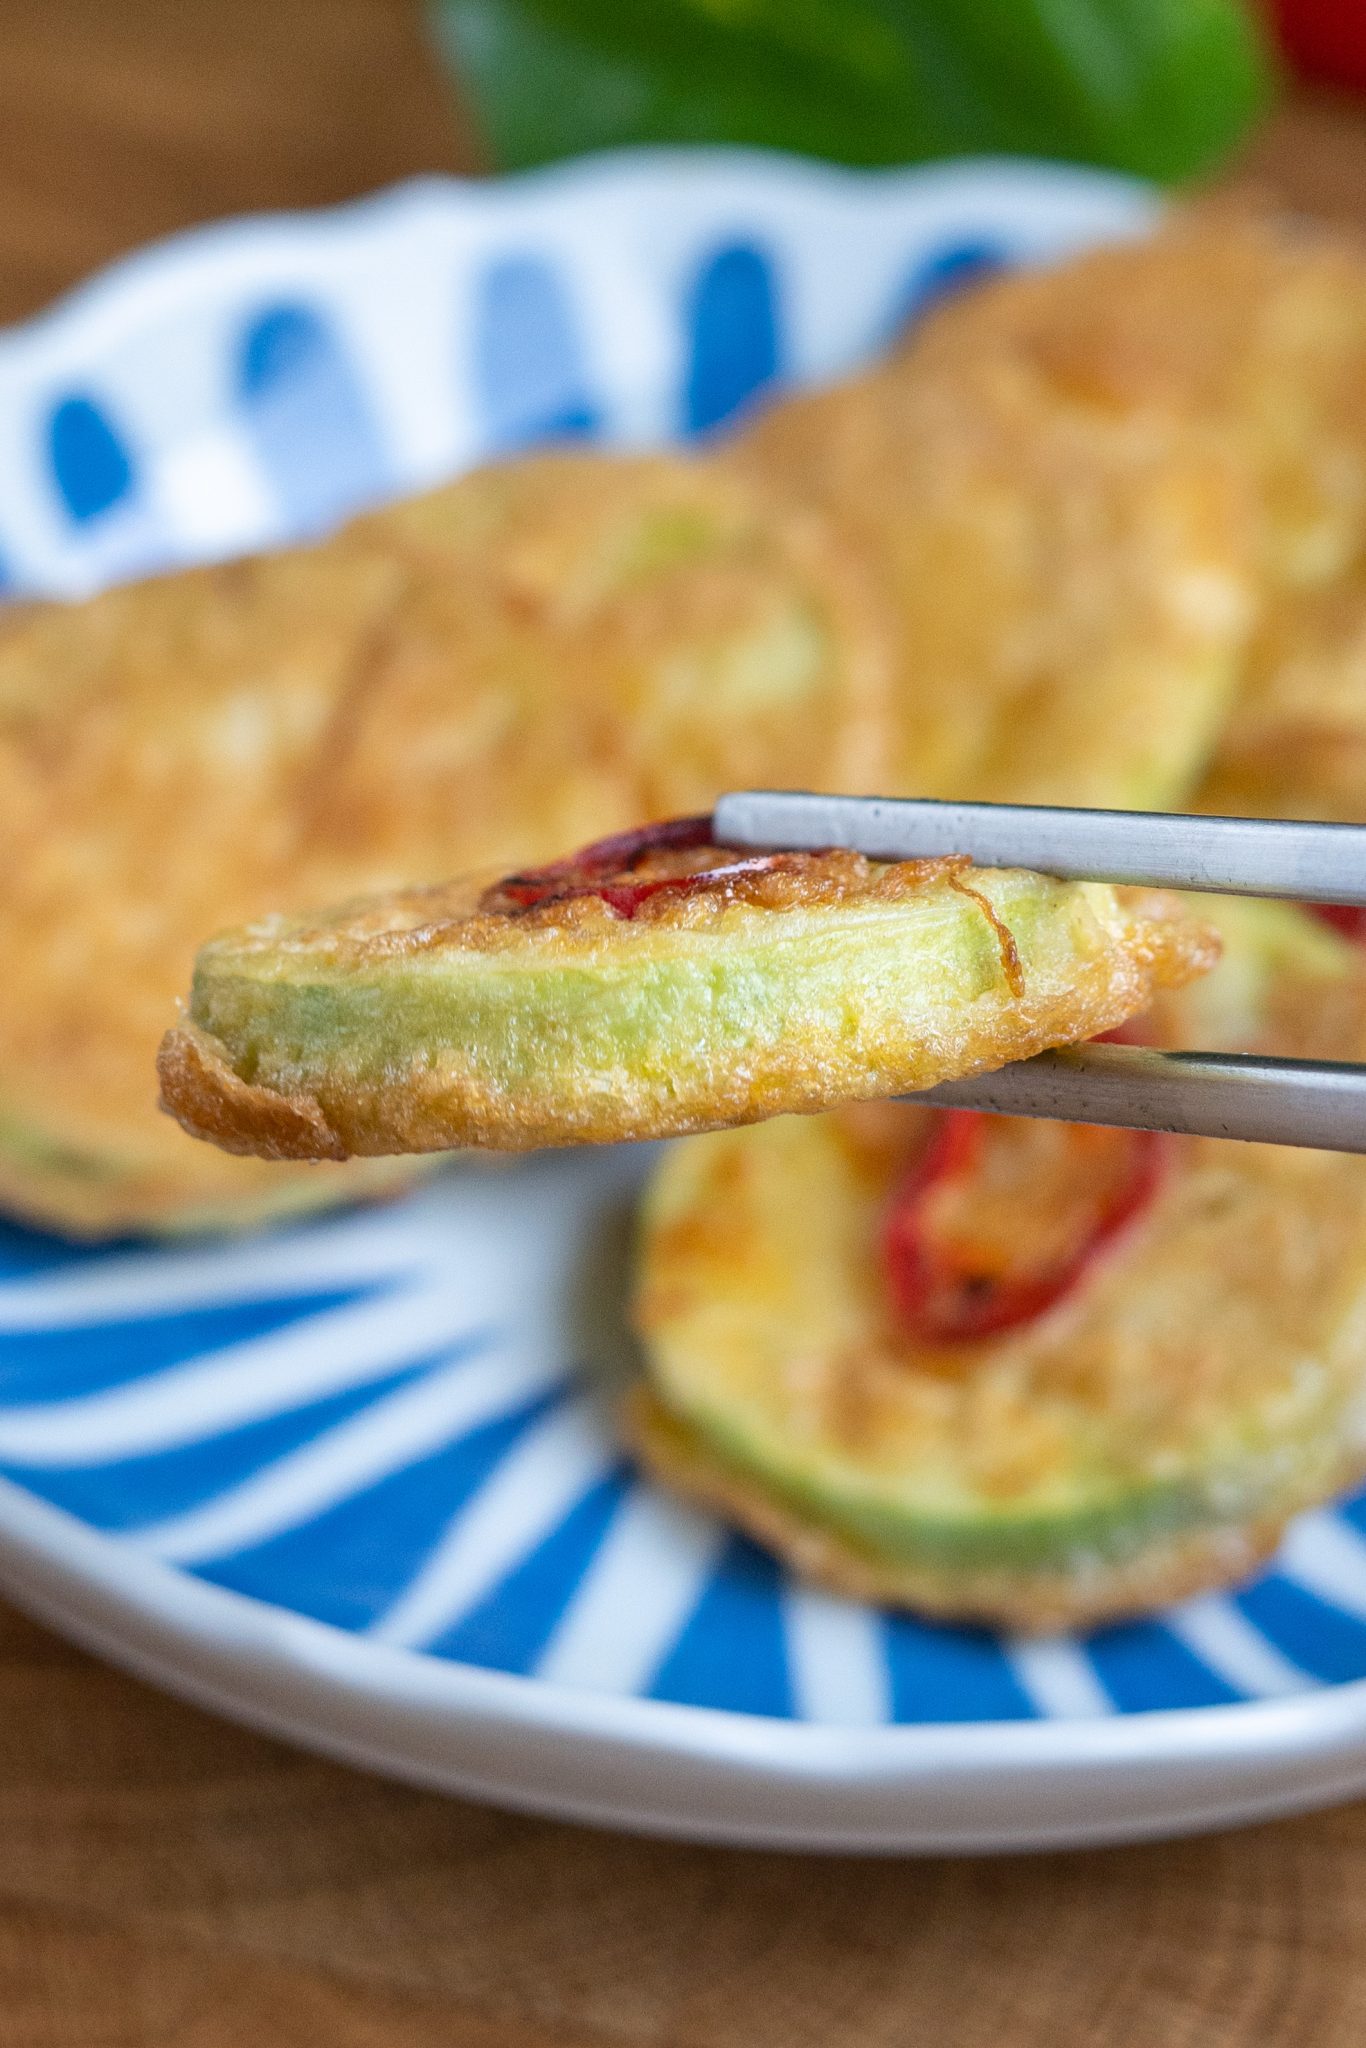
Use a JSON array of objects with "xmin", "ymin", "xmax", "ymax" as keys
[
  {"xmin": 714, "ymin": 790, "xmax": 1366, "ymax": 907},
  {"xmin": 915, "ymin": 1043, "xmax": 1366, "ymax": 1154}
]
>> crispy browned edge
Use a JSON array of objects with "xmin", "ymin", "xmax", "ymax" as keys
[
  {"xmin": 157, "ymin": 1019, "xmax": 349, "ymax": 1163},
  {"xmin": 624, "ymin": 1386, "xmax": 1365, "ymax": 1634}
]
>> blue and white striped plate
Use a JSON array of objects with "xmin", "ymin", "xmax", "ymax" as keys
[{"xmin": 6, "ymin": 153, "xmax": 1366, "ymax": 1852}]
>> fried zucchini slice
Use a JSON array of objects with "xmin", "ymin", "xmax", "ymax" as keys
[
  {"xmin": 1196, "ymin": 573, "xmax": 1366, "ymax": 825},
  {"xmin": 0, "ymin": 451, "xmax": 887, "ymax": 1236},
  {"xmin": 737, "ymin": 218, "xmax": 1266, "ymax": 812},
  {"xmin": 157, "ymin": 821, "xmax": 1215, "ymax": 1159},
  {"xmin": 899, "ymin": 207, "xmax": 1366, "ymax": 589},
  {"xmin": 632, "ymin": 899, "xmax": 1366, "ymax": 1631},
  {"xmin": 942, "ymin": 206, "xmax": 1366, "ymax": 830}
]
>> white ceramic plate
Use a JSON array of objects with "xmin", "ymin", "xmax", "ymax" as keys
[{"xmin": 8, "ymin": 152, "xmax": 1366, "ymax": 1852}]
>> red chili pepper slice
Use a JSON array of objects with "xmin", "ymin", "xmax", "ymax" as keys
[
  {"xmin": 484, "ymin": 814, "xmax": 790, "ymax": 919},
  {"xmin": 883, "ymin": 1109, "xmax": 1167, "ymax": 1344},
  {"xmin": 1306, "ymin": 903, "xmax": 1366, "ymax": 945}
]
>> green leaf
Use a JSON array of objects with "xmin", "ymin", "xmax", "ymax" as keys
[{"xmin": 428, "ymin": 0, "xmax": 1274, "ymax": 184}]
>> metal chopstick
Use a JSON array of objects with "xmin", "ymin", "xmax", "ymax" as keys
[
  {"xmin": 712, "ymin": 791, "xmax": 1366, "ymax": 903},
  {"xmin": 917, "ymin": 1045, "xmax": 1366, "ymax": 1152},
  {"xmin": 710, "ymin": 791, "xmax": 1366, "ymax": 1153}
]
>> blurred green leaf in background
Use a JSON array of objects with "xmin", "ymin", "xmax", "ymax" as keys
[{"xmin": 429, "ymin": 0, "xmax": 1275, "ymax": 184}]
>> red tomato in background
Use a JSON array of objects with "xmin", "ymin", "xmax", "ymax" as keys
[{"xmin": 1271, "ymin": 0, "xmax": 1366, "ymax": 90}]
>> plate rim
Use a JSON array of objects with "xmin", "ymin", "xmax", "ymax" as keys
[
  {"xmin": 5, "ymin": 1469, "xmax": 1366, "ymax": 1851},
  {"xmin": 0, "ymin": 147, "xmax": 1155, "ymax": 388}
]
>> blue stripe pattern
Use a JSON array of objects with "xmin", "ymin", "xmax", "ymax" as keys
[
  {"xmin": 1086, "ymin": 1619, "xmax": 1242, "ymax": 1713},
  {"xmin": 1237, "ymin": 1576, "xmax": 1366, "ymax": 1686},
  {"xmin": 889, "ymin": 238, "xmax": 1005, "ymax": 337},
  {"xmin": 1336, "ymin": 1492, "xmax": 1366, "ymax": 1542},
  {"xmin": 884, "ymin": 1615, "xmax": 1036, "ymax": 1723},
  {"xmin": 684, "ymin": 243, "xmax": 780, "ymax": 435},
  {"xmin": 0, "ymin": 1287, "xmax": 371, "ymax": 1404},
  {"xmin": 649, "ymin": 1536, "xmax": 792, "ymax": 1716},
  {"xmin": 3, "ymin": 1362, "xmax": 422, "ymax": 1532},
  {"xmin": 0, "ymin": 1216, "xmax": 132, "ymax": 1279},
  {"xmin": 239, "ymin": 303, "xmax": 389, "ymax": 533},
  {"xmin": 429, "ymin": 1467, "xmax": 629, "ymax": 1675},
  {"xmin": 472, "ymin": 256, "xmax": 600, "ymax": 451},
  {"xmin": 49, "ymin": 395, "xmax": 134, "ymax": 523},
  {"xmin": 196, "ymin": 1389, "xmax": 557, "ymax": 1632}
]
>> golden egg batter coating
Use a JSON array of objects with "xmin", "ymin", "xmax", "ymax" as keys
[
  {"xmin": 737, "ymin": 218, "xmax": 1272, "ymax": 811},
  {"xmin": 902, "ymin": 207, "xmax": 1366, "ymax": 589},
  {"xmin": 158, "ymin": 826, "xmax": 1215, "ymax": 1160},
  {"xmin": 0, "ymin": 453, "xmax": 887, "ymax": 1235},
  {"xmin": 931, "ymin": 206, "xmax": 1366, "ymax": 827},
  {"xmin": 1197, "ymin": 573, "xmax": 1366, "ymax": 823},
  {"xmin": 632, "ymin": 901, "xmax": 1366, "ymax": 1632},
  {"xmin": 297, "ymin": 453, "xmax": 890, "ymax": 899}
]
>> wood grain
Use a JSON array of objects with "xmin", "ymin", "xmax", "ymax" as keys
[
  {"xmin": 1, "ymin": 1591, "xmax": 1366, "ymax": 2048},
  {"xmin": 3, "ymin": 6, "xmax": 1366, "ymax": 2042},
  {"xmin": 0, "ymin": 0, "xmax": 474, "ymax": 325}
]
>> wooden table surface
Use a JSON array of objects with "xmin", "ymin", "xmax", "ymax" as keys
[{"xmin": 4, "ymin": 6, "xmax": 1366, "ymax": 2042}]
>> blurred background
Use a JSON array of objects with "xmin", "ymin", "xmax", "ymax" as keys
[{"xmin": 1, "ymin": 0, "xmax": 1365, "ymax": 329}]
